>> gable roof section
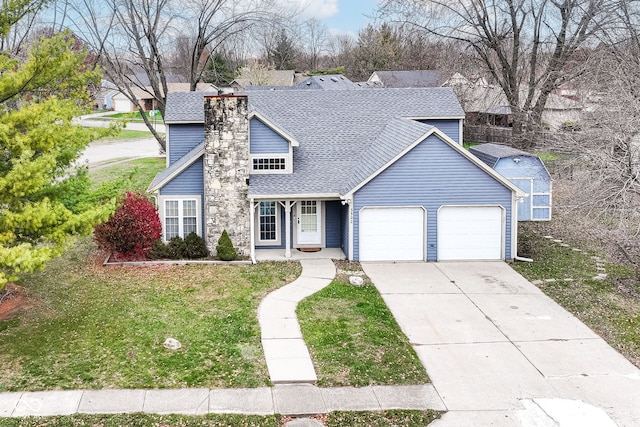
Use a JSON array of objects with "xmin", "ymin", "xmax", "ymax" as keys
[
  {"xmin": 370, "ymin": 70, "xmax": 442, "ymax": 88},
  {"xmin": 344, "ymin": 118, "xmax": 433, "ymax": 193},
  {"xmin": 470, "ymin": 143, "xmax": 536, "ymax": 168},
  {"xmin": 343, "ymin": 123, "xmax": 524, "ymax": 198},
  {"xmin": 148, "ymin": 141, "xmax": 204, "ymax": 191},
  {"xmin": 247, "ymin": 88, "xmax": 464, "ymax": 198}
]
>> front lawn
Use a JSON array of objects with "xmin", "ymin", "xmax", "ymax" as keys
[
  {"xmin": 0, "ymin": 238, "xmax": 301, "ymax": 391},
  {"xmin": 88, "ymin": 157, "xmax": 165, "ymax": 194},
  {"xmin": 513, "ymin": 223, "xmax": 640, "ymax": 367},
  {"xmin": 1, "ymin": 410, "xmax": 441, "ymax": 426},
  {"xmin": 298, "ymin": 263, "xmax": 429, "ymax": 387}
]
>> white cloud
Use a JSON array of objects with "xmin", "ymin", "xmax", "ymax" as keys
[{"xmin": 278, "ymin": 0, "xmax": 339, "ymax": 19}]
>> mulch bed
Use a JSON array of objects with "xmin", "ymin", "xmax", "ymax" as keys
[{"xmin": 0, "ymin": 283, "xmax": 33, "ymax": 321}]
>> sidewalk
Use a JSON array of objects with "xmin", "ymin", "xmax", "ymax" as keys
[
  {"xmin": 258, "ymin": 259, "xmax": 336, "ymax": 383},
  {"xmin": 0, "ymin": 384, "xmax": 444, "ymax": 417}
]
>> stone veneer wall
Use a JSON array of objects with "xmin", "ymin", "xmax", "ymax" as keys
[{"xmin": 203, "ymin": 95, "xmax": 250, "ymax": 256}]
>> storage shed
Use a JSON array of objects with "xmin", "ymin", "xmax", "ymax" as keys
[{"xmin": 470, "ymin": 143, "xmax": 552, "ymax": 221}]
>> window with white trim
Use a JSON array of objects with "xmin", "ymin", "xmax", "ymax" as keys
[
  {"xmin": 259, "ymin": 201, "xmax": 278, "ymax": 242},
  {"xmin": 252, "ymin": 157, "xmax": 287, "ymax": 171},
  {"xmin": 164, "ymin": 198, "xmax": 198, "ymax": 241}
]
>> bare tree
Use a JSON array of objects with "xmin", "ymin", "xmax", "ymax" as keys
[
  {"xmin": 301, "ymin": 18, "xmax": 329, "ymax": 71},
  {"xmin": 379, "ymin": 0, "xmax": 617, "ymax": 142},
  {"xmin": 56, "ymin": 0, "xmax": 285, "ymax": 151}
]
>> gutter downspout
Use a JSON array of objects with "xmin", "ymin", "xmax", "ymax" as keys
[{"xmin": 249, "ymin": 197, "xmax": 256, "ymax": 264}]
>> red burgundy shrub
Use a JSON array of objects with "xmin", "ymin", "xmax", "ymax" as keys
[{"xmin": 94, "ymin": 192, "xmax": 162, "ymax": 259}]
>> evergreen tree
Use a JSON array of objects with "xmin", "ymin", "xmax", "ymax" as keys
[{"xmin": 0, "ymin": 11, "xmax": 113, "ymax": 289}]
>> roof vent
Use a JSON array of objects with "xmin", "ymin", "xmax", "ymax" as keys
[
  {"xmin": 319, "ymin": 78, "xmax": 324, "ymax": 81},
  {"xmin": 331, "ymin": 77, "xmax": 338, "ymax": 82}
]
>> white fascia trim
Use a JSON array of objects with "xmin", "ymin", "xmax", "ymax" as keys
[
  {"xmin": 164, "ymin": 120, "xmax": 204, "ymax": 125},
  {"xmin": 249, "ymin": 111, "xmax": 299, "ymax": 147},
  {"xmin": 248, "ymin": 193, "xmax": 340, "ymax": 200},
  {"xmin": 403, "ymin": 115, "xmax": 466, "ymax": 120},
  {"xmin": 148, "ymin": 148, "xmax": 205, "ymax": 192},
  {"xmin": 344, "ymin": 128, "xmax": 525, "ymax": 199}
]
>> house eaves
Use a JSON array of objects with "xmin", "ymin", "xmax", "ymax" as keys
[{"xmin": 148, "ymin": 141, "xmax": 205, "ymax": 192}]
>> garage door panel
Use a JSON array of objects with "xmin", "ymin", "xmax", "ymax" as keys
[
  {"xmin": 360, "ymin": 207, "xmax": 425, "ymax": 261},
  {"xmin": 438, "ymin": 206, "xmax": 503, "ymax": 261}
]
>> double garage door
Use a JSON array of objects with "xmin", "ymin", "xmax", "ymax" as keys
[{"xmin": 359, "ymin": 206, "xmax": 503, "ymax": 261}]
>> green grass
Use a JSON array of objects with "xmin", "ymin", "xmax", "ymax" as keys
[
  {"xmin": 106, "ymin": 111, "xmax": 163, "ymax": 121},
  {"xmin": 97, "ymin": 129, "xmax": 155, "ymax": 141},
  {"xmin": 298, "ymin": 266, "xmax": 429, "ymax": 387},
  {"xmin": 0, "ymin": 238, "xmax": 302, "ymax": 391},
  {"xmin": 88, "ymin": 157, "xmax": 165, "ymax": 194},
  {"xmin": 513, "ymin": 223, "xmax": 640, "ymax": 367},
  {"xmin": 0, "ymin": 410, "xmax": 441, "ymax": 426}
]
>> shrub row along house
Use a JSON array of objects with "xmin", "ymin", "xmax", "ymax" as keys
[{"xmin": 148, "ymin": 88, "xmax": 527, "ymax": 262}]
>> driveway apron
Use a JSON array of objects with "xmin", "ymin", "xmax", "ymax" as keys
[{"xmin": 363, "ymin": 262, "xmax": 640, "ymax": 427}]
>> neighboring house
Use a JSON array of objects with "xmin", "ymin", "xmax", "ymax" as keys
[
  {"xmin": 149, "ymin": 88, "xmax": 525, "ymax": 262},
  {"xmin": 445, "ymin": 73, "xmax": 582, "ymax": 130},
  {"xmin": 112, "ymin": 83, "xmax": 217, "ymax": 112},
  {"xmin": 247, "ymin": 75, "xmax": 364, "ymax": 91},
  {"xmin": 368, "ymin": 70, "xmax": 442, "ymax": 88},
  {"xmin": 470, "ymin": 143, "xmax": 552, "ymax": 221},
  {"xmin": 230, "ymin": 69, "xmax": 296, "ymax": 90}
]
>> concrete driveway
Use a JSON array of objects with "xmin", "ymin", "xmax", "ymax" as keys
[{"xmin": 363, "ymin": 262, "xmax": 640, "ymax": 427}]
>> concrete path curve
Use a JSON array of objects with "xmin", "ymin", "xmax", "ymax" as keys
[
  {"xmin": 363, "ymin": 261, "xmax": 640, "ymax": 427},
  {"xmin": 258, "ymin": 259, "xmax": 335, "ymax": 384}
]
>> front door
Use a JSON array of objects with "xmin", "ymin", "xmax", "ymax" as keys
[{"xmin": 297, "ymin": 200, "xmax": 321, "ymax": 245}]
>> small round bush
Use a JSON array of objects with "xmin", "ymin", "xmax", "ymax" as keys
[
  {"xmin": 166, "ymin": 236, "xmax": 187, "ymax": 259},
  {"xmin": 184, "ymin": 232, "xmax": 209, "ymax": 259},
  {"xmin": 216, "ymin": 229, "xmax": 237, "ymax": 261},
  {"xmin": 147, "ymin": 239, "xmax": 168, "ymax": 259}
]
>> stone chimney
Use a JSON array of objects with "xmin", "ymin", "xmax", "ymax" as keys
[{"xmin": 203, "ymin": 94, "xmax": 250, "ymax": 256}]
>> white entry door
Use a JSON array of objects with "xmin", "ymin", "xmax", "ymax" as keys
[{"xmin": 297, "ymin": 200, "xmax": 321, "ymax": 245}]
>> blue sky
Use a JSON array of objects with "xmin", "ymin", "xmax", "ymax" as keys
[{"xmin": 297, "ymin": 0, "xmax": 379, "ymax": 37}]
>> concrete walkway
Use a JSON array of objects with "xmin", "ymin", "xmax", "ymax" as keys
[
  {"xmin": 0, "ymin": 384, "xmax": 444, "ymax": 418},
  {"xmin": 363, "ymin": 262, "xmax": 640, "ymax": 427},
  {"xmin": 258, "ymin": 259, "xmax": 335, "ymax": 383}
]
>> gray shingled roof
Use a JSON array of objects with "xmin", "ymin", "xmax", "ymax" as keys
[
  {"xmin": 164, "ymin": 91, "xmax": 219, "ymax": 123},
  {"xmin": 372, "ymin": 70, "xmax": 442, "ymax": 88},
  {"xmin": 343, "ymin": 118, "xmax": 434, "ymax": 193},
  {"xmin": 295, "ymin": 75, "xmax": 360, "ymax": 90},
  {"xmin": 246, "ymin": 87, "xmax": 464, "ymax": 196},
  {"xmin": 469, "ymin": 143, "xmax": 534, "ymax": 168}
]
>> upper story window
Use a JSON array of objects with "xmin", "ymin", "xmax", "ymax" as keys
[{"xmin": 253, "ymin": 157, "xmax": 287, "ymax": 171}]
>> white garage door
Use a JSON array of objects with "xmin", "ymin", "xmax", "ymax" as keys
[
  {"xmin": 438, "ymin": 206, "xmax": 503, "ymax": 260},
  {"xmin": 359, "ymin": 207, "xmax": 425, "ymax": 261}
]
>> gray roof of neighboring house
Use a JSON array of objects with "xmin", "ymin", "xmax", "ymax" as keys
[
  {"xmin": 232, "ymin": 70, "xmax": 295, "ymax": 88},
  {"xmin": 370, "ymin": 70, "xmax": 442, "ymax": 88},
  {"xmin": 295, "ymin": 75, "xmax": 360, "ymax": 90},
  {"xmin": 246, "ymin": 87, "xmax": 464, "ymax": 196},
  {"xmin": 469, "ymin": 143, "xmax": 536, "ymax": 168}
]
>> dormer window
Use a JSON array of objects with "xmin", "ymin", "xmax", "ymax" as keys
[{"xmin": 253, "ymin": 156, "xmax": 287, "ymax": 171}]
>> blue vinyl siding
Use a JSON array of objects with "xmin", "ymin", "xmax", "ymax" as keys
[
  {"xmin": 495, "ymin": 157, "xmax": 551, "ymax": 221},
  {"xmin": 353, "ymin": 134, "xmax": 513, "ymax": 261},
  {"xmin": 168, "ymin": 124, "xmax": 205, "ymax": 165},
  {"xmin": 417, "ymin": 119, "xmax": 461, "ymax": 144},
  {"xmin": 325, "ymin": 201, "xmax": 342, "ymax": 248},
  {"xmin": 250, "ymin": 118, "xmax": 289, "ymax": 154},
  {"xmin": 159, "ymin": 158, "xmax": 204, "ymax": 236},
  {"xmin": 341, "ymin": 204, "xmax": 350, "ymax": 256}
]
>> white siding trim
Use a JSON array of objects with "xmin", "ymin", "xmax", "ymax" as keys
[
  {"xmin": 345, "ymin": 128, "xmax": 525, "ymax": 199},
  {"xmin": 249, "ymin": 111, "xmax": 299, "ymax": 146}
]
